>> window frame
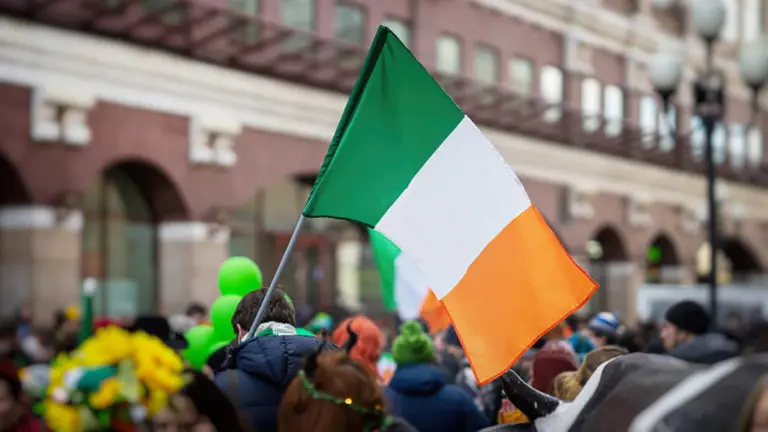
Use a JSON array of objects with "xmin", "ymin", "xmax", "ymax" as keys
[
  {"xmin": 435, "ymin": 33, "xmax": 463, "ymax": 76},
  {"xmin": 473, "ymin": 43, "xmax": 500, "ymax": 85},
  {"xmin": 334, "ymin": 2, "xmax": 366, "ymax": 45},
  {"xmin": 506, "ymin": 56, "xmax": 534, "ymax": 96}
]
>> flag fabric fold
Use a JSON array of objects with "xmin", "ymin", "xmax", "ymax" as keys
[
  {"xmin": 303, "ymin": 26, "xmax": 598, "ymax": 385},
  {"xmin": 368, "ymin": 228, "xmax": 450, "ymax": 333}
]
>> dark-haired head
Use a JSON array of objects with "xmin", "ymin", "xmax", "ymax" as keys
[
  {"xmin": 186, "ymin": 303, "xmax": 208, "ymax": 323},
  {"xmin": 231, "ymin": 289, "xmax": 295, "ymax": 339}
]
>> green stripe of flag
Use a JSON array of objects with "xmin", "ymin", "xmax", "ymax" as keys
[
  {"xmin": 302, "ymin": 26, "xmax": 463, "ymax": 226},
  {"xmin": 368, "ymin": 228, "xmax": 400, "ymax": 311}
]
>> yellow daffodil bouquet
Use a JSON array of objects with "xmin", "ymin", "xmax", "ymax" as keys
[{"xmin": 41, "ymin": 326, "xmax": 187, "ymax": 432}]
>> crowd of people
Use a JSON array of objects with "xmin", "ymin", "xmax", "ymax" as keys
[{"xmin": 0, "ymin": 289, "xmax": 767, "ymax": 432}]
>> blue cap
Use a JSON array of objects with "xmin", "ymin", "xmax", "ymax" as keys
[{"xmin": 588, "ymin": 312, "xmax": 620, "ymax": 335}]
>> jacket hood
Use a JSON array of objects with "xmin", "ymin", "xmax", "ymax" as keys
[
  {"xmin": 668, "ymin": 332, "xmax": 739, "ymax": 364},
  {"xmin": 232, "ymin": 335, "xmax": 329, "ymax": 387},
  {"xmin": 389, "ymin": 363, "xmax": 446, "ymax": 396}
]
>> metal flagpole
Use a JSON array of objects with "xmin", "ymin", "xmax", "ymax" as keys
[{"xmin": 243, "ymin": 215, "xmax": 307, "ymax": 342}]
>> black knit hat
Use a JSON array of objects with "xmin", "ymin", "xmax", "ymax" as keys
[{"xmin": 664, "ymin": 300, "xmax": 710, "ymax": 335}]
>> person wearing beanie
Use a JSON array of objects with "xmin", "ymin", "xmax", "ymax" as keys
[
  {"xmin": 661, "ymin": 300, "xmax": 738, "ymax": 365},
  {"xmin": 585, "ymin": 312, "xmax": 622, "ymax": 348},
  {"xmin": 385, "ymin": 322, "xmax": 489, "ymax": 432}
]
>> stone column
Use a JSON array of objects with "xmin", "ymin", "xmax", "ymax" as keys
[
  {"xmin": 570, "ymin": 253, "xmax": 595, "ymax": 316},
  {"xmin": 607, "ymin": 260, "xmax": 646, "ymax": 326},
  {"xmin": 0, "ymin": 206, "xmax": 81, "ymax": 325},
  {"xmin": 157, "ymin": 222, "xmax": 229, "ymax": 315}
]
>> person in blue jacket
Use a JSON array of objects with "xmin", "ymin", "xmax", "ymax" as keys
[
  {"xmin": 385, "ymin": 321, "xmax": 490, "ymax": 432},
  {"xmin": 215, "ymin": 288, "xmax": 336, "ymax": 432}
]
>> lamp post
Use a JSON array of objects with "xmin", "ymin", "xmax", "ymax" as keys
[{"xmin": 648, "ymin": 0, "xmax": 768, "ymax": 328}]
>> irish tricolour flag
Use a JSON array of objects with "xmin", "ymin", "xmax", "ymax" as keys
[
  {"xmin": 369, "ymin": 228, "xmax": 450, "ymax": 333},
  {"xmin": 302, "ymin": 26, "xmax": 597, "ymax": 384}
]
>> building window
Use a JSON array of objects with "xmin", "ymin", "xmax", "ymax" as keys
[
  {"xmin": 507, "ymin": 57, "xmax": 533, "ymax": 96},
  {"xmin": 436, "ymin": 35, "xmax": 461, "ymax": 75},
  {"xmin": 729, "ymin": 124, "xmax": 748, "ymax": 170},
  {"xmin": 231, "ymin": 0, "xmax": 260, "ymax": 43},
  {"xmin": 334, "ymin": 4, "xmax": 365, "ymax": 45},
  {"xmin": 603, "ymin": 85, "xmax": 624, "ymax": 137},
  {"xmin": 281, "ymin": 0, "xmax": 315, "ymax": 51},
  {"xmin": 748, "ymin": 126, "xmax": 764, "ymax": 167},
  {"xmin": 82, "ymin": 169, "xmax": 157, "ymax": 317},
  {"xmin": 713, "ymin": 122, "xmax": 727, "ymax": 164},
  {"xmin": 743, "ymin": 0, "xmax": 762, "ymax": 42},
  {"xmin": 658, "ymin": 105, "xmax": 676, "ymax": 151},
  {"xmin": 581, "ymin": 78, "xmax": 602, "ymax": 132},
  {"xmin": 382, "ymin": 18, "xmax": 410, "ymax": 47},
  {"xmin": 473, "ymin": 44, "xmax": 499, "ymax": 85},
  {"xmin": 540, "ymin": 66, "xmax": 563, "ymax": 122},
  {"xmin": 639, "ymin": 96, "xmax": 658, "ymax": 148},
  {"xmin": 722, "ymin": 0, "xmax": 739, "ymax": 42}
]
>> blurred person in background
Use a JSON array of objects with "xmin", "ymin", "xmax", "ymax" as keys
[
  {"xmin": 660, "ymin": 300, "xmax": 738, "ymax": 364},
  {"xmin": 151, "ymin": 369, "xmax": 249, "ymax": 432},
  {"xmin": 586, "ymin": 312, "xmax": 622, "ymax": 348},
  {"xmin": 385, "ymin": 322, "xmax": 489, "ymax": 432},
  {"xmin": 169, "ymin": 314, "xmax": 197, "ymax": 337},
  {"xmin": 0, "ymin": 360, "xmax": 42, "ymax": 432},
  {"xmin": 566, "ymin": 315, "xmax": 595, "ymax": 362},
  {"xmin": 724, "ymin": 311, "xmax": 748, "ymax": 345},
  {"xmin": 552, "ymin": 345, "xmax": 628, "ymax": 401},
  {"xmin": 186, "ymin": 303, "xmax": 209, "ymax": 326},
  {"xmin": 437, "ymin": 325, "xmax": 464, "ymax": 384},
  {"xmin": 52, "ymin": 305, "xmax": 80, "ymax": 353},
  {"xmin": 13, "ymin": 303, "xmax": 33, "ymax": 341},
  {"xmin": 0, "ymin": 322, "xmax": 28, "ymax": 368},
  {"xmin": 332, "ymin": 316, "xmax": 384, "ymax": 379},
  {"xmin": 18, "ymin": 327, "xmax": 52, "ymax": 365},
  {"xmin": 529, "ymin": 342, "xmax": 578, "ymax": 396}
]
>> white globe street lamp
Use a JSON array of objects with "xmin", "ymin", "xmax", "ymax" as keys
[
  {"xmin": 649, "ymin": 50, "xmax": 684, "ymax": 98},
  {"xmin": 690, "ymin": 0, "xmax": 727, "ymax": 42},
  {"xmin": 739, "ymin": 35, "xmax": 768, "ymax": 92}
]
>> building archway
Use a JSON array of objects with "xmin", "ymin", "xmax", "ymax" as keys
[
  {"xmin": 0, "ymin": 155, "xmax": 33, "ymax": 315},
  {"xmin": 0, "ymin": 155, "xmax": 31, "ymax": 205},
  {"xmin": 722, "ymin": 237, "xmax": 763, "ymax": 283},
  {"xmin": 588, "ymin": 226, "xmax": 628, "ymax": 263},
  {"xmin": 81, "ymin": 160, "xmax": 189, "ymax": 317},
  {"xmin": 646, "ymin": 233, "xmax": 680, "ymax": 283}
]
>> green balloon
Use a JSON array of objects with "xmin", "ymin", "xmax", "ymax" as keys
[
  {"xmin": 218, "ymin": 257, "xmax": 263, "ymax": 297},
  {"xmin": 210, "ymin": 295, "xmax": 241, "ymax": 341},
  {"xmin": 206, "ymin": 341, "xmax": 229, "ymax": 361},
  {"xmin": 183, "ymin": 325, "xmax": 214, "ymax": 370}
]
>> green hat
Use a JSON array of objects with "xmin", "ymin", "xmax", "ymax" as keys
[{"xmin": 392, "ymin": 321, "xmax": 435, "ymax": 366}]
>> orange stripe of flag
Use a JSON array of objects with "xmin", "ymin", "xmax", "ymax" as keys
[{"xmin": 442, "ymin": 206, "xmax": 597, "ymax": 385}]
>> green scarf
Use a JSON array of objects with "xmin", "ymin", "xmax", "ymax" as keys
[{"xmin": 255, "ymin": 322, "xmax": 298, "ymax": 337}]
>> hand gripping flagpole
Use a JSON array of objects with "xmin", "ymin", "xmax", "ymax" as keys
[{"xmin": 243, "ymin": 215, "xmax": 306, "ymax": 342}]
